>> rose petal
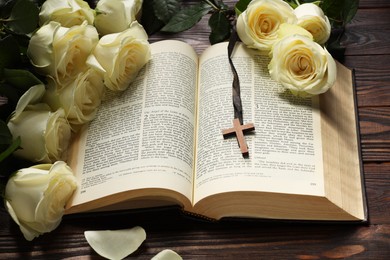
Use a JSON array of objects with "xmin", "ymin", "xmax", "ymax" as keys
[
  {"xmin": 11, "ymin": 84, "xmax": 46, "ymax": 123},
  {"xmin": 152, "ymin": 249, "xmax": 183, "ymax": 260},
  {"xmin": 84, "ymin": 226, "xmax": 146, "ymax": 260},
  {"xmin": 277, "ymin": 23, "xmax": 313, "ymax": 41}
]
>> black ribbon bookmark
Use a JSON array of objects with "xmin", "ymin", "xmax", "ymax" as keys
[
  {"xmin": 227, "ymin": 28, "xmax": 244, "ymax": 125},
  {"xmin": 222, "ymin": 28, "xmax": 255, "ymax": 158}
]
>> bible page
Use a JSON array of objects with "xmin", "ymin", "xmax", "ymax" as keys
[
  {"xmin": 68, "ymin": 40, "xmax": 198, "ymax": 209},
  {"xmin": 193, "ymin": 42, "xmax": 325, "ymax": 205}
]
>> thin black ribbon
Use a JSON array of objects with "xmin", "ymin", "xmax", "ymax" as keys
[{"xmin": 227, "ymin": 28, "xmax": 243, "ymax": 125}]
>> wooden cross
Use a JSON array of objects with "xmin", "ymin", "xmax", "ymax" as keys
[{"xmin": 222, "ymin": 118, "xmax": 255, "ymax": 157}]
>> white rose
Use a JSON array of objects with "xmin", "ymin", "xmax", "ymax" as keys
[
  {"xmin": 7, "ymin": 85, "xmax": 72, "ymax": 162},
  {"xmin": 294, "ymin": 3, "xmax": 331, "ymax": 45},
  {"xmin": 88, "ymin": 21, "xmax": 151, "ymax": 91},
  {"xmin": 276, "ymin": 23, "xmax": 313, "ymax": 41},
  {"xmin": 27, "ymin": 21, "xmax": 99, "ymax": 89},
  {"xmin": 8, "ymin": 107, "xmax": 72, "ymax": 162},
  {"xmin": 269, "ymin": 34, "xmax": 337, "ymax": 96},
  {"xmin": 94, "ymin": 0, "xmax": 143, "ymax": 36},
  {"xmin": 5, "ymin": 161, "xmax": 77, "ymax": 241},
  {"xmin": 43, "ymin": 69, "xmax": 105, "ymax": 128},
  {"xmin": 39, "ymin": 0, "xmax": 95, "ymax": 27},
  {"xmin": 236, "ymin": 0, "xmax": 297, "ymax": 53}
]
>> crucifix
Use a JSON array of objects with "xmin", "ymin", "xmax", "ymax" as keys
[
  {"xmin": 222, "ymin": 28, "xmax": 255, "ymax": 158},
  {"xmin": 222, "ymin": 118, "xmax": 255, "ymax": 157}
]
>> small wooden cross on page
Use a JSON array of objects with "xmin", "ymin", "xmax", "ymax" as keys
[
  {"xmin": 222, "ymin": 118, "xmax": 255, "ymax": 157},
  {"xmin": 222, "ymin": 28, "xmax": 255, "ymax": 158}
]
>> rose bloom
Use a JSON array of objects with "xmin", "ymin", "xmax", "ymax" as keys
[
  {"xmin": 27, "ymin": 21, "xmax": 99, "ymax": 89},
  {"xmin": 276, "ymin": 23, "xmax": 313, "ymax": 41},
  {"xmin": 39, "ymin": 0, "xmax": 95, "ymax": 27},
  {"xmin": 294, "ymin": 3, "xmax": 331, "ymax": 45},
  {"xmin": 43, "ymin": 69, "xmax": 105, "ymax": 128},
  {"xmin": 8, "ymin": 107, "xmax": 72, "ymax": 162},
  {"xmin": 88, "ymin": 21, "xmax": 151, "ymax": 91},
  {"xmin": 5, "ymin": 161, "xmax": 77, "ymax": 241},
  {"xmin": 7, "ymin": 85, "xmax": 72, "ymax": 163},
  {"xmin": 268, "ymin": 34, "xmax": 337, "ymax": 96},
  {"xmin": 236, "ymin": 0, "xmax": 297, "ymax": 53},
  {"xmin": 94, "ymin": 0, "xmax": 143, "ymax": 36}
]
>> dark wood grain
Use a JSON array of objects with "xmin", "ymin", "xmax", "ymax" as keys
[
  {"xmin": 1, "ymin": 1, "xmax": 390, "ymax": 259},
  {"xmin": 359, "ymin": 0, "xmax": 390, "ymax": 8},
  {"xmin": 1, "ymin": 207, "xmax": 389, "ymax": 259},
  {"xmin": 359, "ymin": 107, "xmax": 390, "ymax": 161},
  {"xmin": 343, "ymin": 8, "xmax": 390, "ymax": 56}
]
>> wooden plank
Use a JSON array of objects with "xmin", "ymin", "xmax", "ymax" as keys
[
  {"xmin": 343, "ymin": 8, "xmax": 390, "ymax": 56},
  {"xmin": 344, "ymin": 54, "xmax": 390, "ymax": 107},
  {"xmin": 359, "ymin": 0, "xmax": 390, "ymax": 8},
  {"xmin": 1, "ymin": 208, "xmax": 389, "ymax": 259},
  {"xmin": 363, "ymin": 162, "xmax": 390, "ymax": 223},
  {"xmin": 359, "ymin": 107, "xmax": 390, "ymax": 162}
]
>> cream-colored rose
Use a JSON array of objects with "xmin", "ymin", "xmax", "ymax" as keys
[
  {"xmin": 88, "ymin": 21, "xmax": 151, "ymax": 91},
  {"xmin": 7, "ymin": 85, "xmax": 72, "ymax": 162},
  {"xmin": 277, "ymin": 23, "xmax": 313, "ymax": 41},
  {"xmin": 8, "ymin": 107, "xmax": 72, "ymax": 162},
  {"xmin": 94, "ymin": 0, "xmax": 143, "ymax": 36},
  {"xmin": 269, "ymin": 34, "xmax": 337, "ymax": 96},
  {"xmin": 236, "ymin": 0, "xmax": 297, "ymax": 53},
  {"xmin": 39, "ymin": 0, "xmax": 95, "ymax": 27},
  {"xmin": 5, "ymin": 161, "xmax": 77, "ymax": 241},
  {"xmin": 43, "ymin": 69, "xmax": 105, "ymax": 128},
  {"xmin": 294, "ymin": 3, "xmax": 331, "ymax": 45},
  {"xmin": 27, "ymin": 21, "xmax": 99, "ymax": 89}
]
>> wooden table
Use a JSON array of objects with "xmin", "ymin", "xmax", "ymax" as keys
[{"xmin": 1, "ymin": 1, "xmax": 389, "ymax": 259}]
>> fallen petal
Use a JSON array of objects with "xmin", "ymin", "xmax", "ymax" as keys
[
  {"xmin": 84, "ymin": 226, "xmax": 146, "ymax": 260},
  {"xmin": 152, "ymin": 249, "xmax": 183, "ymax": 260}
]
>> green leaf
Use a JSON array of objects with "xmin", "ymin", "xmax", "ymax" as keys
[
  {"xmin": 0, "ymin": 136, "xmax": 21, "ymax": 163},
  {"xmin": 0, "ymin": 120, "xmax": 12, "ymax": 146},
  {"xmin": 0, "ymin": 35, "xmax": 21, "ymax": 71},
  {"xmin": 0, "ymin": 0, "xmax": 16, "ymax": 18},
  {"xmin": 320, "ymin": 0, "xmax": 359, "ymax": 27},
  {"xmin": 0, "ymin": 119, "xmax": 21, "ymax": 163},
  {"xmin": 235, "ymin": 0, "xmax": 252, "ymax": 15},
  {"xmin": 0, "ymin": 83, "xmax": 22, "ymax": 121},
  {"xmin": 214, "ymin": 0, "xmax": 229, "ymax": 10},
  {"xmin": 342, "ymin": 0, "xmax": 359, "ymax": 24},
  {"xmin": 153, "ymin": 0, "xmax": 181, "ymax": 24},
  {"xmin": 161, "ymin": 2, "xmax": 212, "ymax": 33},
  {"xmin": 3, "ymin": 69, "xmax": 42, "ymax": 89},
  {"xmin": 141, "ymin": 0, "xmax": 166, "ymax": 35},
  {"xmin": 7, "ymin": 0, "xmax": 39, "ymax": 34},
  {"xmin": 209, "ymin": 11, "xmax": 231, "ymax": 44},
  {"xmin": 283, "ymin": 0, "xmax": 299, "ymax": 9}
]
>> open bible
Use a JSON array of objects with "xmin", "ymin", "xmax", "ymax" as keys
[{"xmin": 66, "ymin": 40, "xmax": 367, "ymax": 222}]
